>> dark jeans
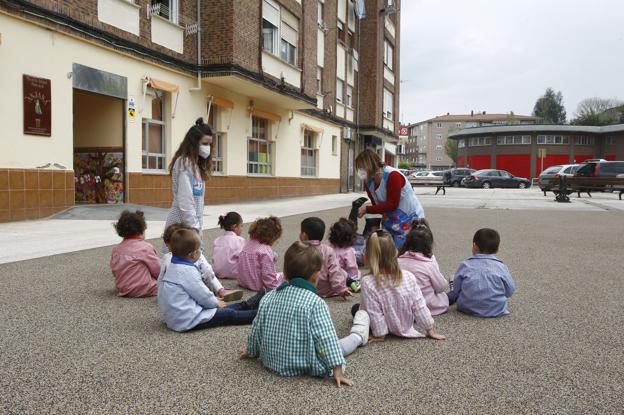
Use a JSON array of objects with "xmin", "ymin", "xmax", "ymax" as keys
[
  {"xmin": 194, "ymin": 303, "xmax": 257, "ymax": 330},
  {"xmin": 447, "ymin": 291, "xmax": 458, "ymax": 305}
]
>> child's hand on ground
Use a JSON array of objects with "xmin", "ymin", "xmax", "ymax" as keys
[
  {"xmin": 239, "ymin": 349, "xmax": 249, "ymax": 359},
  {"xmin": 426, "ymin": 329, "xmax": 446, "ymax": 340},
  {"xmin": 218, "ymin": 300, "xmax": 227, "ymax": 308},
  {"xmin": 369, "ymin": 335, "xmax": 386, "ymax": 342},
  {"xmin": 340, "ymin": 290, "xmax": 353, "ymax": 301},
  {"xmin": 217, "ymin": 288, "xmax": 226, "ymax": 299},
  {"xmin": 333, "ymin": 366, "xmax": 353, "ymax": 388}
]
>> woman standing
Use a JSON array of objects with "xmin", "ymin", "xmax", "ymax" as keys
[
  {"xmin": 164, "ymin": 117, "xmax": 213, "ymax": 239},
  {"xmin": 355, "ymin": 149, "xmax": 424, "ymax": 249}
]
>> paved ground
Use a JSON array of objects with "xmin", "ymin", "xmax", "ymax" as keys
[
  {"xmin": 2, "ymin": 187, "xmax": 623, "ymax": 264},
  {"xmin": 1, "ymin": 205, "xmax": 622, "ymax": 414}
]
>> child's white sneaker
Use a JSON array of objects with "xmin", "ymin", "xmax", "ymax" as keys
[{"xmin": 350, "ymin": 310, "xmax": 370, "ymax": 346}]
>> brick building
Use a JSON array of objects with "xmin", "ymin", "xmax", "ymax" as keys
[
  {"xmin": 449, "ymin": 124, "xmax": 624, "ymax": 179},
  {"xmin": 406, "ymin": 113, "xmax": 536, "ymax": 170},
  {"xmin": 0, "ymin": 0, "xmax": 400, "ymax": 222}
]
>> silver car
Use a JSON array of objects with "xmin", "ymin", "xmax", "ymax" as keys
[{"xmin": 538, "ymin": 164, "xmax": 579, "ymax": 191}]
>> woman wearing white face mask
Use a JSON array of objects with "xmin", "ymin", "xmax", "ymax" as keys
[
  {"xmin": 354, "ymin": 149, "xmax": 424, "ymax": 249},
  {"xmin": 163, "ymin": 117, "xmax": 213, "ymax": 239}
]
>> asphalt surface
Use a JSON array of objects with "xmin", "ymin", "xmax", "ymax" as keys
[{"xmin": 1, "ymin": 207, "xmax": 623, "ymax": 414}]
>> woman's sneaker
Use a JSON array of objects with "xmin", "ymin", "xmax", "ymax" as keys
[{"xmin": 350, "ymin": 310, "xmax": 370, "ymax": 346}]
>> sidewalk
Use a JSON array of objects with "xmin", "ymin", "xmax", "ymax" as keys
[{"xmin": 0, "ymin": 193, "xmax": 360, "ymax": 264}]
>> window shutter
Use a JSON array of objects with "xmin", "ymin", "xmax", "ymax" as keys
[{"xmin": 263, "ymin": 0, "xmax": 280, "ymax": 26}]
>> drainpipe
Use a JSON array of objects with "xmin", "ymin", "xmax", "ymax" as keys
[{"xmin": 189, "ymin": 0, "xmax": 202, "ymax": 91}]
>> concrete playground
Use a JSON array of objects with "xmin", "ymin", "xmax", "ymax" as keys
[{"xmin": 1, "ymin": 189, "xmax": 623, "ymax": 413}]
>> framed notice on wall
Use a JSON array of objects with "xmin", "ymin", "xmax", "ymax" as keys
[{"xmin": 23, "ymin": 75, "xmax": 51, "ymax": 136}]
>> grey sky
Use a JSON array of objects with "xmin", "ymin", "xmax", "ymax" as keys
[{"xmin": 399, "ymin": 0, "xmax": 624, "ymax": 124}]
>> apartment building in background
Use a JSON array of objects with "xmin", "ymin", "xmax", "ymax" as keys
[
  {"xmin": 0, "ymin": 0, "xmax": 400, "ymax": 222},
  {"xmin": 406, "ymin": 112, "xmax": 537, "ymax": 170}
]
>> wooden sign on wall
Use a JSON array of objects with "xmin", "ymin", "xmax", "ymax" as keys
[{"xmin": 23, "ymin": 75, "xmax": 51, "ymax": 136}]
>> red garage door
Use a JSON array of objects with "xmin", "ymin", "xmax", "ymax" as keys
[
  {"xmin": 467, "ymin": 155, "xmax": 491, "ymax": 170},
  {"xmin": 606, "ymin": 154, "xmax": 617, "ymax": 161},
  {"xmin": 536, "ymin": 155, "xmax": 569, "ymax": 175},
  {"xmin": 496, "ymin": 154, "xmax": 530, "ymax": 178}
]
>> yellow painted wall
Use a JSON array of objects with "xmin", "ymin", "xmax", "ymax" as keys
[{"xmin": 73, "ymin": 90, "xmax": 123, "ymax": 149}]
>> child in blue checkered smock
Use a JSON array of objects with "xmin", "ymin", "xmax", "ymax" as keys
[{"xmin": 241, "ymin": 241, "xmax": 371, "ymax": 387}]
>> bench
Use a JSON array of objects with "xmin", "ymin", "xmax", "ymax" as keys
[
  {"xmin": 551, "ymin": 176, "xmax": 624, "ymax": 203},
  {"xmin": 409, "ymin": 180, "xmax": 448, "ymax": 195}
]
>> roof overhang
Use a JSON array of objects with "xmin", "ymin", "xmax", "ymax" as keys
[
  {"xmin": 448, "ymin": 123, "xmax": 624, "ymax": 139},
  {"xmin": 360, "ymin": 128, "xmax": 398, "ymax": 143}
]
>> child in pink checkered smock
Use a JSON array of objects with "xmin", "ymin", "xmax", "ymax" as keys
[
  {"xmin": 355, "ymin": 230, "xmax": 446, "ymax": 341},
  {"xmin": 237, "ymin": 216, "xmax": 283, "ymax": 292}
]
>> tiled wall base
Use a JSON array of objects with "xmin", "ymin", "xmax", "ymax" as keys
[
  {"xmin": 0, "ymin": 169, "xmax": 75, "ymax": 223},
  {"xmin": 128, "ymin": 174, "xmax": 341, "ymax": 208}
]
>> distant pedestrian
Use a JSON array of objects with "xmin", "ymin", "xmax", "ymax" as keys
[
  {"xmin": 299, "ymin": 217, "xmax": 352, "ymax": 299},
  {"xmin": 398, "ymin": 219, "xmax": 450, "ymax": 316},
  {"xmin": 447, "ymin": 228, "xmax": 516, "ymax": 317},
  {"xmin": 110, "ymin": 210, "xmax": 160, "ymax": 297},
  {"xmin": 240, "ymin": 241, "xmax": 370, "ymax": 387},
  {"xmin": 355, "ymin": 149, "xmax": 425, "ymax": 249},
  {"xmin": 163, "ymin": 117, "xmax": 213, "ymax": 246},
  {"xmin": 211, "ymin": 212, "xmax": 245, "ymax": 279},
  {"xmin": 157, "ymin": 228, "xmax": 264, "ymax": 332},
  {"xmin": 354, "ymin": 229, "xmax": 446, "ymax": 341},
  {"xmin": 237, "ymin": 216, "xmax": 283, "ymax": 291},
  {"xmin": 328, "ymin": 217, "xmax": 362, "ymax": 293}
]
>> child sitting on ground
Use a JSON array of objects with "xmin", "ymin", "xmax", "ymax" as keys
[
  {"xmin": 157, "ymin": 228, "xmax": 264, "ymax": 332},
  {"xmin": 110, "ymin": 210, "xmax": 160, "ymax": 297},
  {"xmin": 398, "ymin": 220, "xmax": 449, "ymax": 315},
  {"xmin": 241, "ymin": 241, "xmax": 369, "ymax": 387},
  {"xmin": 354, "ymin": 230, "xmax": 446, "ymax": 341},
  {"xmin": 300, "ymin": 217, "xmax": 352, "ymax": 299},
  {"xmin": 237, "ymin": 216, "xmax": 283, "ymax": 291},
  {"xmin": 329, "ymin": 218, "xmax": 362, "ymax": 293},
  {"xmin": 212, "ymin": 212, "xmax": 245, "ymax": 279},
  {"xmin": 161, "ymin": 223, "xmax": 242, "ymax": 302},
  {"xmin": 447, "ymin": 228, "xmax": 516, "ymax": 317}
]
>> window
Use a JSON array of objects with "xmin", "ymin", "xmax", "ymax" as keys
[
  {"xmin": 496, "ymin": 135, "xmax": 531, "ymax": 145},
  {"xmin": 456, "ymin": 122, "xmax": 462, "ymax": 128},
  {"xmin": 316, "ymin": 67, "xmax": 323, "ymax": 94},
  {"xmin": 607, "ymin": 136, "xmax": 616, "ymax": 145},
  {"xmin": 458, "ymin": 139, "xmax": 465, "ymax": 148},
  {"xmin": 301, "ymin": 130, "xmax": 318, "ymax": 176},
  {"xmin": 280, "ymin": 38, "xmax": 296, "ymax": 65},
  {"xmin": 383, "ymin": 39, "xmax": 393, "ymax": 70},
  {"xmin": 208, "ymin": 105, "xmax": 224, "ymax": 174},
  {"xmin": 346, "ymin": 85, "xmax": 353, "ymax": 107},
  {"xmin": 436, "ymin": 145, "xmax": 442, "ymax": 150},
  {"xmin": 436, "ymin": 134, "xmax": 442, "ymax": 140},
  {"xmin": 383, "ymin": 88, "xmax": 393, "ymax": 120},
  {"xmin": 332, "ymin": 135, "xmax": 338, "ymax": 155},
  {"xmin": 469, "ymin": 137, "xmax": 492, "ymax": 146},
  {"xmin": 248, "ymin": 116, "xmax": 272, "ymax": 175},
  {"xmin": 152, "ymin": 0, "xmax": 179, "ymax": 24},
  {"xmin": 435, "ymin": 156, "xmax": 442, "ymax": 161},
  {"xmin": 317, "ymin": 0, "xmax": 324, "ymax": 26},
  {"xmin": 263, "ymin": 0, "xmax": 298, "ymax": 66},
  {"xmin": 142, "ymin": 93, "xmax": 166, "ymax": 171},
  {"xmin": 336, "ymin": 79, "xmax": 344, "ymax": 103},
  {"xmin": 575, "ymin": 136, "xmax": 595, "ymax": 146},
  {"xmin": 262, "ymin": 19, "xmax": 278, "ymax": 53},
  {"xmin": 537, "ymin": 135, "xmax": 569, "ymax": 145},
  {"xmin": 436, "ymin": 122, "xmax": 443, "ymax": 128}
]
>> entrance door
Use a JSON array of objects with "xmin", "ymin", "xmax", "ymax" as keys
[{"xmin": 73, "ymin": 90, "xmax": 125, "ymax": 204}]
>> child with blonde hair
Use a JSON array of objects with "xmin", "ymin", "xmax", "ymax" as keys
[
  {"xmin": 356, "ymin": 230, "xmax": 445, "ymax": 340},
  {"xmin": 237, "ymin": 216, "xmax": 283, "ymax": 291},
  {"xmin": 398, "ymin": 220, "xmax": 449, "ymax": 315}
]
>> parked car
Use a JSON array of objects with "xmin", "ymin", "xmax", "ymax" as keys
[
  {"xmin": 462, "ymin": 169, "xmax": 531, "ymax": 189},
  {"xmin": 538, "ymin": 164, "xmax": 579, "ymax": 191},
  {"xmin": 575, "ymin": 161, "xmax": 624, "ymax": 177},
  {"xmin": 443, "ymin": 168, "xmax": 476, "ymax": 187},
  {"xmin": 409, "ymin": 171, "xmax": 444, "ymax": 184},
  {"xmin": 582, "ymin": 158, "xmax": 607, "ymax": 163}
]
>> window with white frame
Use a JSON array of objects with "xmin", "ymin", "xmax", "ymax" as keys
[
  {"xmin": 458, "ymin": 139, "xmax": 465, "ymax": 148},
  {"xmin": 575, "ymin": 136, "xmax": 595, "ymax": 145},
  {"xmin": 383, "ymin": 39, "xmax": 393, "ymax": 70},
  {"xmin": 346, "ymin": 85, "xmax": 353, "ymax": 107},
  {"xmin": 436, "ymin": 122, "xmax": 443, "ymax": 128},
  {"xmin": 456, "ymin": 122, "xmax": 462, "ymax": 128},
  {"xmin": 537, "ymin": 135, "xmax": 569, "ymax": 145},
  {"xmin": 436, "ymin": 145, "xmax": 442, "ymax": 150},
  {"xmin": 142, "ymin": 92, "xmax": 166, "ymax": 171},
  {"xmin": 152, "ymin": 0, "xmax": 179, "ymax": 24},
  {"xmin": 336, "ymin": 79, "xmax": 344, "ymax": 103},
  {"xmin": 280, "ymin": 37, "xmax": 297, "ymax": 65},
  {"xmin": 248, "ymin": 116, "xmax": 272, "ymax": 175},
  {"xmin": 332, "ymin": 135, "xmax": 338, "ymax": 155},
  {"xmin": 207, "ymin": 106, "xmax": 225, "ymax": 174},
  {"xmin": 607, "ymin": 136, "xmax": 616, "ymax": 145},
  {"xmin": 436, "ymin": 134, "xmax": 442, "ymax": 140},
  {"xmin": 301, "ymin": 130, "xmax": 318, "ymax": 176},
  {"xmin": 316, "ymin": 67, "xmax": 322, "ymax": 94},
  {"xmin": 317, "ymin": 0, "xmax": 324, "ymax": 26},
  {"xmin": 436, "ymin": 156, "xmax": 442, "ymax": 161},
  {"xmin": 263, "ymin": 0, "xmax": 299, "ymax": 66},
  {"xmin": 469, "ymin": 137, "xmax": 492, "ymax": 146},
  {"xmin": 496, "ymin": 135, "xmax": 531, "ymax": 145},
  {"xmin": 383, "ymin": 88, "xmax": 393, "ymax": 120}
]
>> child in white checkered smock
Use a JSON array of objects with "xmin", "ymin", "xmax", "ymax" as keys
[
  {"xmin": 241, "ymin": 241, "xmax": 371, "ymax": 387},
  {"xmin": 163, "ymin": 118, "xmax": 213, "ymax": 248}
]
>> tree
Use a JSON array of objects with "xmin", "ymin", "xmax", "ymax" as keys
[
  {"xmin": 570, "ymin": 97, "xmax": 623, "ymax": 126},
  {"xmin": 444, "ymin": 139, "xmax": 458, "ymax": 165},
  {"xmin": 533, "ymin": 88, "xmax": 567, "ymax": 124},
  {"xmin": 398, "ymin": 161, "xmax": 411, "ymax": 170}
]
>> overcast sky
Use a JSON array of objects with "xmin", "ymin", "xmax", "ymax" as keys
[{"xmin": 399, "ymin": 0, "xmax": 624, "ymax": 124}]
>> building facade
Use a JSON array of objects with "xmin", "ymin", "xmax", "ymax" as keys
[
  {"xmin": 0, "ymin": 0, "xmax": 400, "ymax": 222},
  {"xmin": 449, "ymin": 124, "xmax": 624, "ymax": 179},
  {"xmin": 406, "ymin": 113, "xmax": 536, "ymax": 170}
]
